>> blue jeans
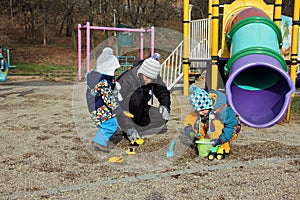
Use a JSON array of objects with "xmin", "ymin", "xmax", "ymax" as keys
[{"xmin": 93, "ymin": 118, "xmax": 118, "ymax": 146}]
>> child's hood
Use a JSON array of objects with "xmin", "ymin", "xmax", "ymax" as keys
[
  {"xmin": 86, "ymin": 70, "xmax": 101, "ymax": 88},
  {"xmin": 207, "ymin": 90, "xmax": 227, "ymax": 109},
  {"xmin": 96, "ymin": 47, "xmax": 120, "ymax": 76}
]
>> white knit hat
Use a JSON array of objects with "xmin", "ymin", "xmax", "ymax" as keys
[
  {"xmin": 96, "ymin": 47, "xmax": 120, "ymax": 76},
  {"xmin": 137, "ymin": 57, "xmax": 161, "ymax": 79}
]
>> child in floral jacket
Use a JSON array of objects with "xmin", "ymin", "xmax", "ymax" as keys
[
  {"xmin": 183, "ymin": 85, "xmax": 241, "ymax": 154},
  {"xmin": 86, "ymin": 47, "xmax": 121, "ymax": 153}
]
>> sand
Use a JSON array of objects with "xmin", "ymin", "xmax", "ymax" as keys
[{"xmin": 0, "ymin": 77, "xmax": 299, "ymax": 199}]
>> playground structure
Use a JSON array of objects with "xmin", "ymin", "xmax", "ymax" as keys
[
  {"xmin": 0, "ymin": 46, "xmax": 16, "ymax": 82},
  {"xmin": 77, "ymin": 22, "xmax": 155, "ymax": 80},
  {"xmin": 180, "ymin": 0, "xmax": 299, "ymax": 128},
  {"xmin": 77, "ymin": 0, "xmax": 299, "ymax": 128}
]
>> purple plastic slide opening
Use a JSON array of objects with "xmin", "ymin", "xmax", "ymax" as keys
[{"xmin": 226, "ymin": 54, "xmax": 295, "ymax": 128}]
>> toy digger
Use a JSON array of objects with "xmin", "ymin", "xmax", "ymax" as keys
[
  {"xmin": 126, "ymin": 137, "xmax": 144, "ymax": 155},
  {"xmin": 122, "ymin": 111, "xmax": 144, "ymax": 155}
]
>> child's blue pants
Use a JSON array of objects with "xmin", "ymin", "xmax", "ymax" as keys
[{"xmin": 93, "ymin": 118, "xmax": 118, "ymax": 146}]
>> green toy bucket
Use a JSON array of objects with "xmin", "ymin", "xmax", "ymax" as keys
[{"xmin": 196, "ymin": 139, "xmax": 213, "ymax": 157}]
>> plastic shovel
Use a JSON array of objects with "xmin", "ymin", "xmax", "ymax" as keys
[{"xmin": 166, "ymin": 138, "xmax": 175, "ymax": 158}]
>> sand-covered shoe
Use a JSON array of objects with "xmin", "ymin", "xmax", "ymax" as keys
[{"xmin": 92, "ymin": 141, "xmax": 110, "ymax": 153}]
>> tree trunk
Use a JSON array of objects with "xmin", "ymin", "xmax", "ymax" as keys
[
  {"xmin": 72, "ymin": 28, "xmax": 77, "ymax": 52},
  {"xmin": 59, "ymin": 16, "xmax": 66, "ymax": 36},
  {"xmin": 43, "ymin": 2, "xmax": 47, "ymax": 46},
  {"xmin": 66, "ymin": 13, "xmax": 73, "ymax": 37},
  {"xmin": 30, "ymin": 10, "xmax": 36, "ymax": 44}
]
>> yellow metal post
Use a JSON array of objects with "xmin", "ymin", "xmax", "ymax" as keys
[
  {"xmin": 208, "ymin": 0, "xmax": 212, "ymax": 19},
  {"xmin": 274, "ymin": 0, "xmax": 282, "ymax": 27},
  {"xmin": 208, "ymin": 0, "xmax": 212, "ymax": 71},
  {"xmin": 286, "ymin": 0, "xmax": 300, "ymax": 121},
  {"xmin": 290, "ymin": 0, "xmax": 299, "ymax": 87},
  {"xmin": 183, "ymin": 0, "xmax": 190, "ymax": 96},
  {"xmin": 210, "ymin": 0, "xmax": 219, "ymax": 90}
]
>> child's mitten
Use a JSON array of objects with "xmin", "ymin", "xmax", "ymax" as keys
[
  {"xmin": 184, "ymin": 125, "xmax": 196, "ymax": 138},
  {"xmin": 210, "ymin": 138, "xmax": 223, "ymax": 147}
]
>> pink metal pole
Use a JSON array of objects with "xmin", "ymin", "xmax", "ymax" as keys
[
  {"xmin": 85, "ymin": 26, "xmax": 145, "ymax": 33},
  {"xmin": 78, "ymin": 24, "xmax": 82, "ymax": 80},
  {"xmin": 140, "ymin": 31, "xmax": 144, "ymax": 59},
  {"xmin": 86, "ymin": 22, "xmax": 91, "ymax": 73},
  {"xmin": 80, "ymin": 23, "xmax": 154, "ymax": 66},
  {"xmin": 150, "ymin": 26, "xmax": 155, "ymax": 56}
]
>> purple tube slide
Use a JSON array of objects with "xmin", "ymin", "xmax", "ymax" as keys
[{"xmin": 226, "ymin": 54, "xmax": 295, "ymax": 128}]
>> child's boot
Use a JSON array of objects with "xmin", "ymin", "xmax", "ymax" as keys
[{"xmin": 222, "ymin": 142, "xmax": 231, "ymax": 154}]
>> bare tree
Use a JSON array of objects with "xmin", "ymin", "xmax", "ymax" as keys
[
  {"xmin": 18, "ymin": 0, "xmax": 40, "ymax": 44},
  {"xmin": 42, "ymin": 0, "xmax": 52, "ymax": 45},
  {"xmin": 116, "ymin": 0, "xmax": 177, "ymax": 27}
]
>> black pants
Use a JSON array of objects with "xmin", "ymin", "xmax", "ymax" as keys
[{"xmin": 117, "ymin": 105, "xmax": 167, "ymax": 136}]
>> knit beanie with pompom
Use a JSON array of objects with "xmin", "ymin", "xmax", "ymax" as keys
[{"xmin": 137, "ymin": 57, "xmax": 161, "ymax": 79}]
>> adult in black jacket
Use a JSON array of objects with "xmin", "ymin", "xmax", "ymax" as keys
[{"xmin": 116, "ymin": 55, "xmax": 171, "ymax": 138}]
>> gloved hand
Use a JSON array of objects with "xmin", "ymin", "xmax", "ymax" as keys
[
  {"xmin": 126, "ymin": 127, "xmax": 141, "ymax": 142},
  {"xmin": 112, "ymin": 105, "xmax": 123, "ymax": 115},
  {"xmin": 159, "ymin": 105, "xmax": 170, "ymax": 121},
  {"xmin": 114, "ymin": 82, "xmax": 123, "ymax": 101},
  {"xmin": 210, "ymin": 138, "xmax": 223, "ymax": 147},
  {"xmin": 184, "ymin": 125, "xmax": 196, "ymax": 138}
]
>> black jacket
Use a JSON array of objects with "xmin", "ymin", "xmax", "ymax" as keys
[{"xmin": 117, "ymin": 66, "xmax": 171, "ymax": 128}]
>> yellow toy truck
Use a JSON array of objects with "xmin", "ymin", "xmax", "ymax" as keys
[{"xmin": 207, "ymin": 145, "xmax": 226, "ymax": 161}]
